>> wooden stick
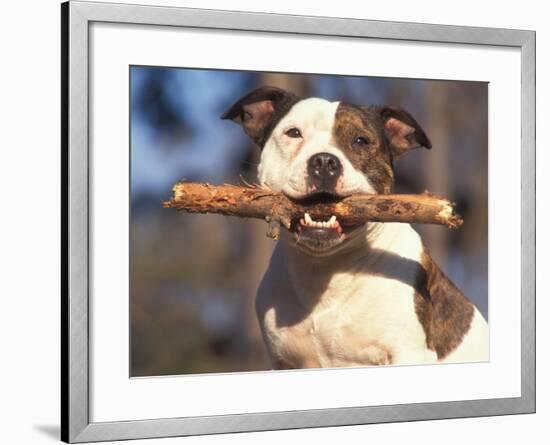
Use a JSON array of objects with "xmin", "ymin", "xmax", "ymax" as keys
[{"xmin": 163, "ymin": 182, "xmax": 463, "ymax": 239}]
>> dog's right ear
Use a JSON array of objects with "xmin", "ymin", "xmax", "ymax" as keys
[{"xmin": 221, "ymin": 86, "xmax": 300, "ymax": 147}]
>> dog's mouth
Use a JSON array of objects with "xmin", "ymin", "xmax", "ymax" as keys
[{"xmin": 287, "ymin": 193, "xmax": 364, "ymax": 254}]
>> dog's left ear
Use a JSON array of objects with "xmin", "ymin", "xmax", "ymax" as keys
[
  {"xmin": 376, "ymin": 106, "xmax": 432, "ymax": 158},
  {"xmin": 221, "ymin": 86, "xmax": 300, "ymax": 148}
]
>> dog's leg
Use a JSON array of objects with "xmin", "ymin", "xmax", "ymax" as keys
[
  {"xmin": 356, "ymin": 343, "xmax": 393, "ymax": 366},
  {"xmin": 390, "ymin": 347, "xmax": 438, "ymax": 365}
]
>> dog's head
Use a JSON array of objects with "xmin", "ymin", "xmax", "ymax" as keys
[{"xmin": 222, "ymin": 86, "xmax": 431, "ymax": 255}]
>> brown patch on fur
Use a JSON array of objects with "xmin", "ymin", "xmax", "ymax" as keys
[
  {"xmin": 414, "ymin": 249, "xmax": 475, "ymax": 359},
  {"xmin": 332, "ymin": 103, "xmax": 395, "ymax": 194}
]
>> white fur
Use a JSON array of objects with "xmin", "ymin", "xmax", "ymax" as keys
[
  {"xmin": 257, "ymin": 224, "xmax": 438, "ymax": 368},
  {"xmin": 257, "ymin": 98, "xmax": 376, "ymax": 198},
  {"xmin": 256, "ymin": 223, "xmax": 488, "ymax": 368}
]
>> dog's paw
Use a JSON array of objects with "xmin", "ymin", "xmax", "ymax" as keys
[{"xmin": 357, "ymin": 343, "xmax": 393, "ymax": 366}]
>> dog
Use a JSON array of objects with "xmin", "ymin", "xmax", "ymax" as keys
[{"xmin": 222, "ymin": 86, "xmax": 489, "ymax": 369}]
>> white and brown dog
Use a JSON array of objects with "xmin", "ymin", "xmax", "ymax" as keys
[{"xmin": 222, "ymin": 86, "xmax": 488, "ymax": 369}]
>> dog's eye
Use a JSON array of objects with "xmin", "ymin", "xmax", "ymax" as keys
[
  {"xmin": 285, "ymin": 127, "xmax": 302, "ymax": 138},
  {"xmin": 352, "ymin": 136, "xmax": 370, "ymax": 147}
]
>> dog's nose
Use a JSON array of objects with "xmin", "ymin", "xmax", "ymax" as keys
[{"xmin": 307, "ymin": 152, "xmax": 342, "ymax": 192}]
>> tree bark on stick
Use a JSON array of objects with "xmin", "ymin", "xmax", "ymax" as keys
[{"xmin": 163, "ymin": 182, "xmax": 463, "ymax": 239}]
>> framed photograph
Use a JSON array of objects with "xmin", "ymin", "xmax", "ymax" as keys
[{"xmin": 62, "ymin": 1, "xmax": 535, "ymax": 442}]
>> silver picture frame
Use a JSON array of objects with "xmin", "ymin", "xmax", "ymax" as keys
[{"xmin": 61, "ymin": 1, "xmax": 536, "ymax": 442}]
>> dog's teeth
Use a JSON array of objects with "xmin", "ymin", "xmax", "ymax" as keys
[{"xmin": 302, "ymin": 213, "xmax": 343, "ymax": 229}]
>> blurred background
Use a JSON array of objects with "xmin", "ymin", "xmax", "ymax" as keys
[{"xmin": 130, "ymin": 66, "xmax": 488, "ymax": 377}]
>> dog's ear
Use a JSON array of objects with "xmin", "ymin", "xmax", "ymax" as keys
[
  {"xmin": 221, "ymin": 86, "xmax": 300, "ymax": 147},
  {"xmin": 375, "ymin": 106, "xmax": 432, "ymax": 158}
]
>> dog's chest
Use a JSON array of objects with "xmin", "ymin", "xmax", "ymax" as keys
[{"xmin": 260, "ymin": 272, "xmax": 429, "ymax": 369}]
